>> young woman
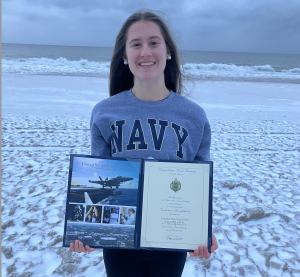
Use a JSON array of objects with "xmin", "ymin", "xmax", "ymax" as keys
[
  {"xmin": 85, "ymin": 206, "xmax": 101, "ymax": 223},
  {"xmin": 70, "ymin": 8, "xmax": 218, "ymax": 277}
]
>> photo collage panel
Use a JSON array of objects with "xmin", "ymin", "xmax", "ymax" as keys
[{"xmin": 64, "ymin": 156, "xmax": 141, "ymax": 249}]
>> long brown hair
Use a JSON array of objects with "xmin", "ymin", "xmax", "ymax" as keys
[{"xmin": 109, "ymin": 8, "xmax": 193, "ymax": 97}]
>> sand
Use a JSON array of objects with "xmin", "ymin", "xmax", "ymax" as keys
[{"xmin": 2, "ymin": 73, "xmax": 300, "ymax": 276}]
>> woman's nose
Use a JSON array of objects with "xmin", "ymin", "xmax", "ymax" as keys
[{"xmin": 140, "ymin": 46, "xmax": 152, "ymax": 57}]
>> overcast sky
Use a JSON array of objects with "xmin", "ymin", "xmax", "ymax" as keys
[{"xmin": 2, "ymin": 0, "xmax": 300, "ymax": 54}]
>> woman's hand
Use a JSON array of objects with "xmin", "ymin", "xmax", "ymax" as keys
[
  {"xmin": 189, "ymin": 234, "xmax": 218, "ymax": 259},
  {"xmin": 69, "ymin": 240, "xmax": 95, "ymax": 253}
]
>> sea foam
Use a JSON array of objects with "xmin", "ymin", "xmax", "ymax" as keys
[{"xmin": 2, "ymin": 58, "xmax": 300, "ymax": 82}]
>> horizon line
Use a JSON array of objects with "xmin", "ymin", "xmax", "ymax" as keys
[{"xmin": 2, "ymin": 42, "xmax": 299, "ymax": 56}]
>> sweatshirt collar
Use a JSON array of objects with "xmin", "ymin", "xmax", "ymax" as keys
[{"xmin": 127, "ymin": 87, "xmax": 175, "ymax": 107}]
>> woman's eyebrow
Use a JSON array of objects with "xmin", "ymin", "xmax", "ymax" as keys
[{"xmin": 129, "ymin": 36, "xmax": 161, "ymax": 44}]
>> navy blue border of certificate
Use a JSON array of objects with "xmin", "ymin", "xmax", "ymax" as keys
[{"xmin": 62, "ymin": 155, "xmax": 213, "ymax": 253}]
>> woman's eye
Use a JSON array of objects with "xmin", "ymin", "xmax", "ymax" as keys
[{"xmin": 133, "ymin": 42, "xmax": 158, "ymax": 47}]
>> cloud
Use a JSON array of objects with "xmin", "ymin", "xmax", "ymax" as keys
[{"xmin": 2, "ymin": 0, "xmax": 300, "ymax": 53}]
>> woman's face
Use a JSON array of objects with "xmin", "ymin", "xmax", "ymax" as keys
[
  {"xmin": 125, "ymin": 21, "xmax": 170, "ymax": 83},
  {"xmin": 128, "ymin": 210, "xmax": 133, "ymax": 216}
]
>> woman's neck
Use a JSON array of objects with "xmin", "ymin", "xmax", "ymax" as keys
[{"xmin": 131, "ymin": 79, "xmax": 170, "ymax": 102}]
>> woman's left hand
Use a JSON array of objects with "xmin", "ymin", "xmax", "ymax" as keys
[{"xmin": 189, "ymin": 234, "xmax": 218, "ymax": 259}]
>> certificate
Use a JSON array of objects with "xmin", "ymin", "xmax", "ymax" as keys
[
  {"xmin": 140, "ymin": 160, "xmax": 212, "ymax": 251},
  {"xmin": 63, "ymin": 155, "xmax": 213, "ymax": 252}
]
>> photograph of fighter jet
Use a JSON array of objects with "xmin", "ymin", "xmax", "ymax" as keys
[
  {"xmin": 88, "ymin": 175, "xmax": 134, "ymax": 189},
  {"xmin": 68, "ymin": 156, "xmax": 141, "ymax": 206}
]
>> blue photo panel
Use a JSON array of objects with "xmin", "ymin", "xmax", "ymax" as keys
[{"xmin": 69, "ymin": 156, "xmax": 141, "ymax": 206}]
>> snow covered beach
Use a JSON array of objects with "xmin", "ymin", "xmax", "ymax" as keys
[{"xmin": 2, "ymin": 73, "xmax": 300, "ymax": 276}]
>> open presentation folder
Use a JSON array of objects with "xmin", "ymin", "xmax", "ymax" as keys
[{"xmin": 63, "ymin": 154, "xmax": 213, "ymax": 252}]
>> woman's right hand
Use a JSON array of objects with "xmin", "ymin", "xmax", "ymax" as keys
[{"xmin": 70, "ymin": 240, "xmax": 95, "ymax": 253}]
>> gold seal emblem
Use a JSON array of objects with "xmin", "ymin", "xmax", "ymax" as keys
[{"xmin": 170, "ymin": 178, "xmax": 181, "ymax": 192}]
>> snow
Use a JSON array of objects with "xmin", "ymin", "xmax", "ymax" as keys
[{"xmin": 1, "ymin": 73, "xmax": 300, "ymax": 276}]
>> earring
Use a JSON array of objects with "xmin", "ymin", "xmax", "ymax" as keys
[
  {"xmin": 124, "ymin": 60, "xmax": 128, "ymax": 65},
  {"xmin": 168, "ymin": 56, "xmax": 171, "ymax": 60}
]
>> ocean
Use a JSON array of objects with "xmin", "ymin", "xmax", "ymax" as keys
[
  {"xmin": 98, "ymin": 189, "xmax": 139, "ymax": 206},
  {"xmin": 2, "ymin": 43, "xmax": 300, "ymax": 83}
]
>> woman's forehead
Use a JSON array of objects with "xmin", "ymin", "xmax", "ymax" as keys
[{"xmin": 127, "ymin": 21, "xmax": 163, "ymax": 41}]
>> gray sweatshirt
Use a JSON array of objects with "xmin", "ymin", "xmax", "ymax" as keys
[{"xmin": 90, "ymin": 88, "xmax": 211, "ymax": 161}]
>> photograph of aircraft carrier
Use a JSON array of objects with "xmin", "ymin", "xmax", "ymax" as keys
[
  {"xmin": 69, "ymin": 156, "xmax": 141, "ymax": 206},
  {"xmin": 69, "ymin": 175, "xmax": 133, "ymax": 204}
]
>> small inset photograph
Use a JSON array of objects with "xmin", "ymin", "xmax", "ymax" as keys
[
  {"xmin": 102, "ymin": 206, "xmax": 120, "ymax": 224},
  {"xmin": 85, "ymin": 205, "xmax": 102, "ymax": 223},
  {"xmin": 67, "ymin": 204, "xmax": 85, "ymax": 222},
  {"xmin": 120, "ymin": 207, "xmax": 136, "ymax": 226}
]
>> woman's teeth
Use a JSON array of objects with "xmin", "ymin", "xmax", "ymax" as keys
[{"xmin": 140, "ymin": 62, "xmax": 155, "ymax": 66}]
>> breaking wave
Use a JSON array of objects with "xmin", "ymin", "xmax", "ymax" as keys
[{"xmin": 2, "ymin": 57, "xmax": 300, "ymax": 82}]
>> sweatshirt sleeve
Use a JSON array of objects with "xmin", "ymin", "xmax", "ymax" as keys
[
  {"xmin": 194, "ymin": 121, "xmax": 211, "ymax": 162},
  {"xmin": 90, "ymin": 106, "xmax": 111, "ymax": 157}
]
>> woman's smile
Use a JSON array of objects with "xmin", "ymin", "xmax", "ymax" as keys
[{"xmin": 139, "ymin": 62, "xmax": 156, "ymax": 68}]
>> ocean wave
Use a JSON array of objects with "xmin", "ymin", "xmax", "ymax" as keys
[
  {"xmin": 182, "ymin": 63, "xmax": 300, "ymax": 80},
  {"xmin": 2, "ymin": 57, "xmax": 300, "ymax": 81},
  {"xmin": 252, "ymin": 65, "xmax": 275, "ymax": 72},
  {"xmin": 2, "ymin": 57, "xmax": 111, "ymax": 77},
  {"xmin": 285, "ymin": 68, "xmax": 300, "ymax": 73}
]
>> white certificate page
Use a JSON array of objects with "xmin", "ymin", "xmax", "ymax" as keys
[{"xmin": 140, "ymin": 161, "xmax": 210, "ymax": 250}]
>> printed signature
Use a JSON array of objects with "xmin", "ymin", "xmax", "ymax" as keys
[{"xmin": 166, "ymin": 235, "xmax": 183, "ymax": 241}]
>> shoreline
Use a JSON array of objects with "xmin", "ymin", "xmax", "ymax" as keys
[
  {"xmin": 2, "ymin": 72, "xmax": 300, "ymax": 84},
  {"xmin": 2, "ymin": 73, "xmax": 299, "ymax": 122}
]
